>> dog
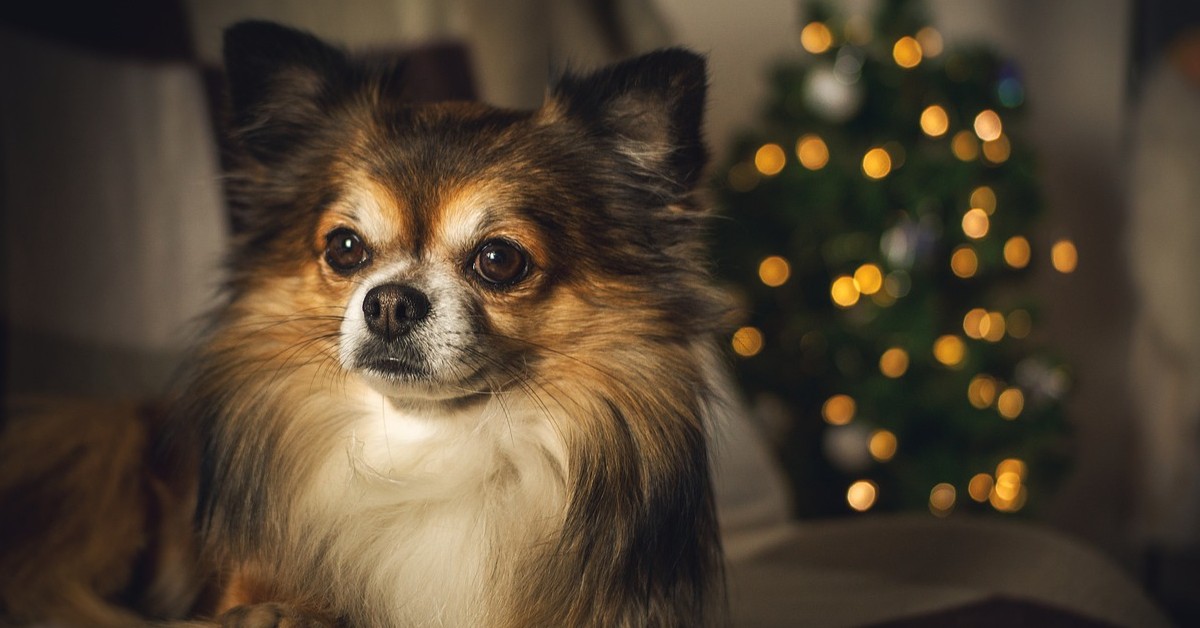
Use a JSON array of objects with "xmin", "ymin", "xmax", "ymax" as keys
[{"xmin": 1, "ymin": 21, "xmax": 729, "ymax": 627}]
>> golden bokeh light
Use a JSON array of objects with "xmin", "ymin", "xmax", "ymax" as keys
[
  {"xmin": 920, "ymin": 105, "xmax": 949, "ymax": 137},
  {"xmin": 796, "ymin": 134, "xmax": 830, "ymax": 170},
  {"xmin": 731, "ymin": 326, "xmax": 764, "ymax": 358},
  {"xmin": 1051, "ymin": 239, "xmax": 1078, "ymax": 273},
  {"xmin": 981, "ymin": 311, "xmax": 1006, "ymax": 342},
  {"xmin": 997, "ymin": 387, "xmax": 1025, "ymax": 419},
  {"xmin": 800, "ymin": 21, "xmax": 834, "ymax": 54},
  {"xmin": 879, "ymin": 347, "xmax": 910, "ymax": 378},
  {"xmin": 869, "ymin": 429, "xmax": 898, "ymax": 462},
  {"xmin": 754, "ymin": 143, "xmax": 786, "ymax": 176},
  {"xmin": 933, "ymin": 335, "xmax": 967, "ymax": 368},
  {"xmin": 1003, "ymin": 236, "xmax": 1031, "ymax": 269},
  {"xmin": 990, "ymin": 484, "xmax": 1028, "ymax": 513},
  {"xmin": 963, "ymin": 307, "xmax": 987, "ymax": 339},
  {"xmin": 950, "ymin": 246, "xmax": 978, "ymax": 279},
  {"xmin": 982, "ymin": 135, "xmax": 1012, "ymax": 164},
  {"xmin": 847, "ymin": 480, "xmax": 878, "ymax": 512},
  {"xmin": 929, "ymin": 482, "xmax": 956, "ymax": 517},
  {"xmin": 892, "ymin": 36, "xmax": 923, "ymax": 68},
  {"xmin": 727, "ymin": 162, "xmax": 760, "ymax": 192},
  {"xmin": 996, "ymin": 458, "xmax": 1028, "ymax": 480},
  {"xmin": 968, "ymin": 473, "xmax": 994, "ymax": 502},
  {"xmin": 1007, "ymin": 309, "xmax": 1032, "ymax": 339},
  {"xmin": 994, "ymin": 471, "xmax": 1022, "ymax": 501},
  {"xmin": 831, "ymin": 275, "xmax": 861, "ymax": 307},
  {"xmin": 862, "ymin": 147, "xmax": 893, "ymax": 179},
  {"xmin": 973, "ymin": 110, "xmax": 1003, "ymax": 142},
  {"xmin": 917, "ymin": 27, "xmax": 944, "ymax": 57},
  {"xmin": 822, "ymin": 394, "xmax": 856, "ymax": 426},
  {"xmin": 970, "ymin": 186, "xmax": 997, "ymax": 214},
  {"xmin": 968, "ymin": 374, "xmax": 998, "ymax": 409},
  {"xmin": 854, "ymin": 263, "xmax": 884, "ymax": 295},
  {"xmin": 962, "ymin": 208, "xmax": 990, "ymax": 239},
  {"xmin": 758, "ymin": 256, "xmax": 791, "ymax": 287},
  {"xmin": 951, "ymin": 130, "xmax": 979, "ymax": 161},
  {"xmin": 991, "ymin": 460, "xmax": 1028, "ymax": 513}
]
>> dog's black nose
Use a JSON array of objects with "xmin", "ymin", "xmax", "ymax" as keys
[{"xmin": 362, "ymin": 284, "xmax": 430, "ymax": 341}]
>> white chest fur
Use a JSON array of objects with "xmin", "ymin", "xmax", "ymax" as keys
[{"xmin": 293, "ymin": 386, "xmax": 569, "ymax": 626}]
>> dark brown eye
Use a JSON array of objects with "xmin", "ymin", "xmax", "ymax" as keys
[
  {"xmin": 473, "ymin": 240, "xmax": 529, "ymax": 286},
  {"xmin": 324, "ymin": 228, "xmax": 370, "ymax": 273}
]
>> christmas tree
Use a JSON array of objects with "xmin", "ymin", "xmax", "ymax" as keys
[{"xmin": 713, "ymin": 0, "xmax": 1074, "ymax": 518}]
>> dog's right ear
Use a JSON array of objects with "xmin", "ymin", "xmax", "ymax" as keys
[{"xmin": 222, "ymin": 21, "xmax": 346, "ymax": 162}]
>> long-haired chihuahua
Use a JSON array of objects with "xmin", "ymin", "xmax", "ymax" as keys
[{"xmin": 1, "ymin": 21, "xmax": 730, "ymax": 628}]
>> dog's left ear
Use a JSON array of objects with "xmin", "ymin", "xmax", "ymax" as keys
[{"xmin": 546, "ymin": 49, "xmax": 709, "ymax": 199}]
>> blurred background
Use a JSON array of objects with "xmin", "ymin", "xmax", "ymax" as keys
[{"xmin": 1, "ymin": 0, "xmax": 1197, "ymax": 623}]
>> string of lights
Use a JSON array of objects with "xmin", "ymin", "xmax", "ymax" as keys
[{"xmin": 714, "ymin": 0, "xmax": 1073, "ymax": 518}]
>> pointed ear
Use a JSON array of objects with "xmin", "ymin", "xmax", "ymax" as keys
[
  {"xmin": 546, "ymin": 48, "xmax": 709, "ymax": 198},
  {"xmin": 222, "ymin": 21, "xmax": 347, "ymax": 161}
]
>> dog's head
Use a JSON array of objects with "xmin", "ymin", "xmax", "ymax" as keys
[{"xmin": 219, "ymin": 22, "xmax": 720, "ymax": 411}]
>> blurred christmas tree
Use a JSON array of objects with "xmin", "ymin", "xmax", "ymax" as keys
[{"xmin": 713, "ymin": 0, "xmax": 1074, "ymax": 518}]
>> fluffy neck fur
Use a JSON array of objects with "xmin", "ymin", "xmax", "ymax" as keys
[{"xmin": 180, "ymin": 296, "xmax": 724, "ymax": 627}]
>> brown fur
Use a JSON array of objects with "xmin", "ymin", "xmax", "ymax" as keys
[
  {"xmin": 0, "ymin": 398, "xmax": 199, "ymax": 626},
  {"xmin": 1, "ymin": 21, "xmax": 729, "ymax": 627}
]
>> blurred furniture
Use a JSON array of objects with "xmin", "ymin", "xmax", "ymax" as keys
[{"xmin": 727, "ymin": 516, "xmax": 1172, "ymax": 627}]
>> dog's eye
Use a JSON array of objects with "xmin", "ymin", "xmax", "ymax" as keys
[
  {"xmin": 472, "ymin": 240, "xmax": 529, "ymax": 286},
  {"xmin": 324, "ymin": 228, "xmax": 371, "ymax": 273}
]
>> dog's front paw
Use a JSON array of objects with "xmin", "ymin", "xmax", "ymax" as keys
[{"xmin": 218, "ymin": 602, "xmax": 334, "ymax": 628}]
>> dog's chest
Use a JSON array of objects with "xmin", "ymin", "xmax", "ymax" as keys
[{"xmin": 297, "ymin": 395, "xmax": 568, "ymax": 624}]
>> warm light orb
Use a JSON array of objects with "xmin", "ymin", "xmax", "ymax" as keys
[
  {"xmin": 1007, "ymin": 309, "xmax": 1032, "ymax": 339},
  {"xmin": 869, "ymin": 429, "xmax": 898, "ymax": 462},
  {"xmin": 962, "ymin": 208, "xmax": 990, "ymax": 239},
  {"xmin": 968, "ymin": 473, "xmax": 994, "ymax": 502},
  {"xmin": 929, "ymin": 483, "xmax": 956, "ymax": 517},
  {"xmin": 997, "ymin": 387, "xmax": 1025, "ymax": 419},
  {"xmin": 847, "ymin": 480, "xmax": 878, "ymax": 512},
  {"xmin": 879, "ymin": 347, "xmax": 910, "ymax": 378},
  {"xmin": 822, "ymin": 394, "xmax": 856, "ymax": 426},
  {"xmin": 974, "ymin": 110, "xmax": 1003, "ymax": 141},
  {"xmin": 796, "ymin": 134, "xmax": 830, "ymax": 170},
  {"xmin": 963, "ymin": 308, "xmax": 988, "ymax": 339},
  {"xmin": 983, "ymin": 135, "xmax": 1012, "ymax": 164},
  {"xmin": 997, "ymin": 458, "xmax": 1028, "ymax": 480},
  {"xmin": 990, "ymin": 484, "xmax": 1028, "ymax": 513},
  {"xmin": 831, "ymin": 275, "xmax": 861, "ymax": 307},
  {"xmin": 800, "ymin": 21, "xmax": 834, "ymax": 54},
  {"xmin": 917, "ymin": 27, "xmax": 944, "ymax": 57},
  {"xmin": 854, "ymin": 263, "xmax": 884, "ymax": 295},
  {"xmin": 892, "ymin": 36, "xmax": 923, "ymax": 69},
  {"xmin": 1004, "ymin": 236, "xmax": 1031, "ymax": 268},
  {"xmin": 950, "ymin": 246, "xmax": 978, "ymax": 279},
  {"xmin": 1051, "ymin": 239, "xmax": 1078, "ymax": 273},
  {"xmin": 994, "ymin": 472, "xmax": 1022, "ymax": 501},
  {"xmin": 758, "ymin": 256, "xmax": 791, "ymax": 287},
  {"xmin": 970, "ymin": 186, "xmax": 997, "ymax": 214},
  {"xmin": 967, "ymin": 374, "xmax": 998, "ymax": 409},
  {"xmin": 754, "ymin": 143, "xmax": 786, "ymax": 176},
  {"xmin": 981, "ymin": 311, "xmax": 1006, "ymax": 342},
  {"xmin": 951, "ymin": 130, "xmax": 979, "ymax": 161},
  {"xmin": 920, "ymin": 105, "xmax": 949, "ymax": 137},
  {"xmin": 862, "ymin": 147, "xmax": 893, "ymax": 179},
  {"xmin": 731, "ymin": 326, "xmax": 764, "ymax": 357},
  {"xmin": 933, "ymin": 335, "xmax": 967, "ymax": 368}
]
